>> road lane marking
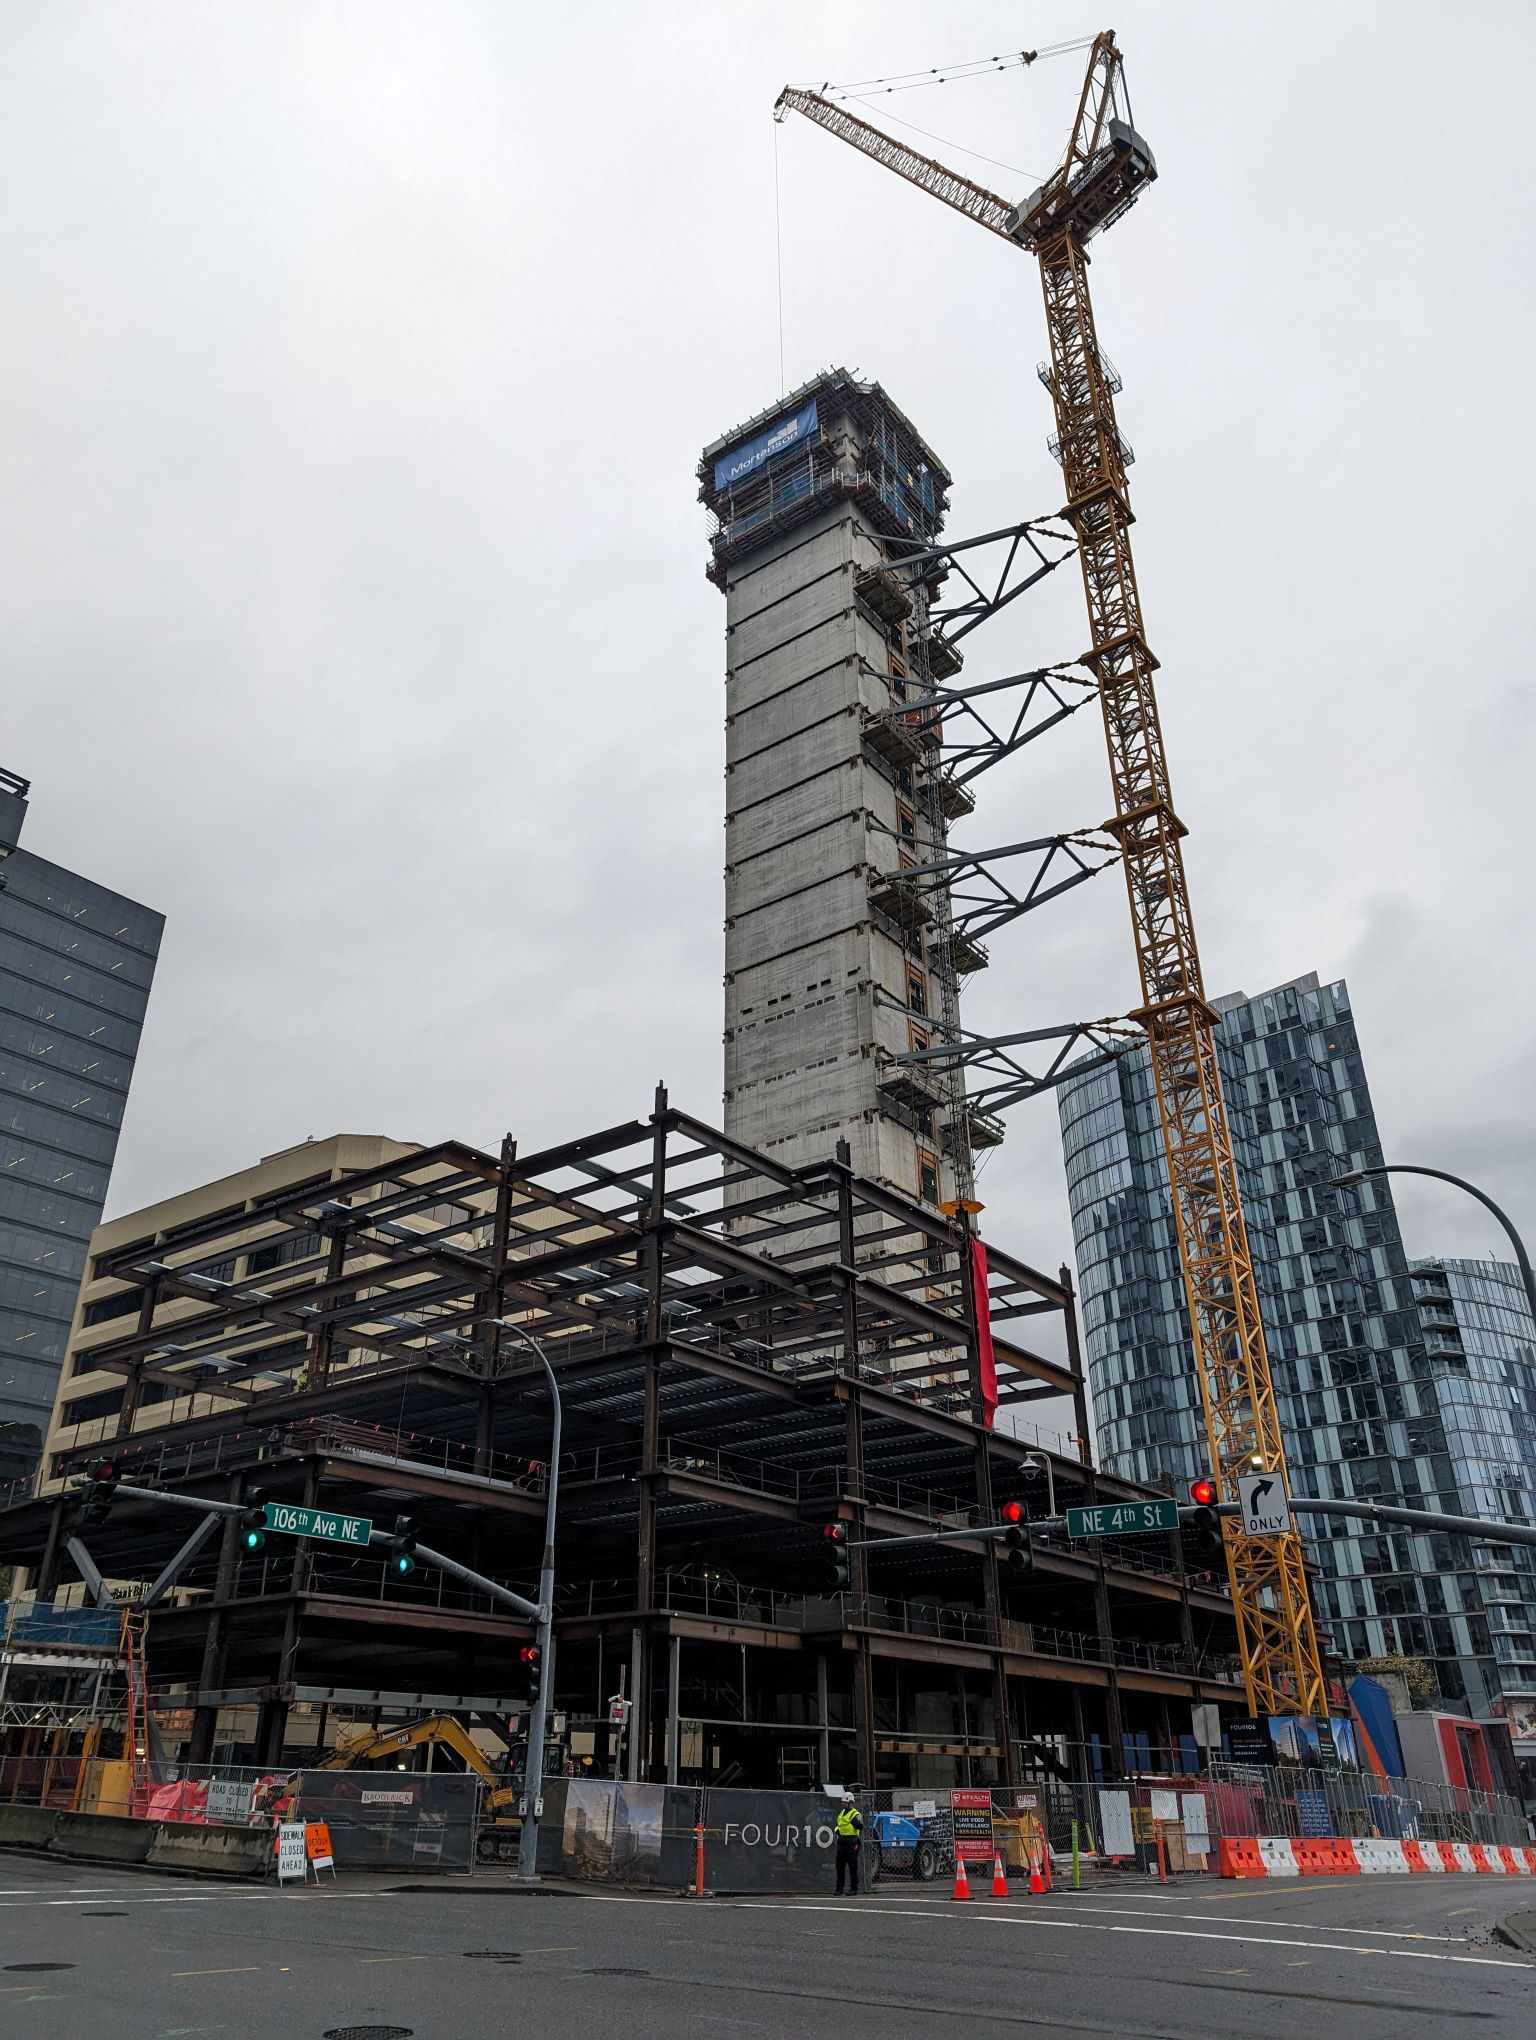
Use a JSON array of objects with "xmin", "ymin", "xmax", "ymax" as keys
[
  {"xmin": 1057, "ymin": 1901, "xmax": 1471, "ymax": 1943},
  {"xmin": 687, "ymin": 1897, "xmax": 1535, "ymax": 1970},
  {"xmin": 172, "ymin": 1967, "xmax": 262, "ymax": 1978},
  {"xmin": 359, "ymin": 1956, "xmax": 427, "ymax": 1964}
]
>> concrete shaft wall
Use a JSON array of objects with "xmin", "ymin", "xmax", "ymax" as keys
[{"xmin": 722, "ymin": 502, "xmax": 962, "ymax": 1206}]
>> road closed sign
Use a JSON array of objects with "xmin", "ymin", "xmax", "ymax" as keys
[{"xmin": 1239, "ymin": 1473, "xmax": 1291, "ymax": 1538}]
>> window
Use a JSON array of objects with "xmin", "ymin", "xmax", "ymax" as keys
[
  {"xmin": 61, "ymin": 1385, "xmax": 124, "ymax": 1426},
  {"xmin": 246, "ymin": 1230, "xmax": 321, "ymax": 1276},
  {"xmin": 81, "ymin": 1289, "xmax": 143, "ymax": 1326},
  {"xmin": 918, "ymin": 1151, "xmax": 940, "ymax": 1206},
  {"xmin": 907, "ymin": 973, "xmax": 927, "ymax": 1018}
]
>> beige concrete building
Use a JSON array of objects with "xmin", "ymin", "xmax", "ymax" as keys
[{"xmin": 41, "ymin": 1133, "xmax": 417, "ymax": 1487}]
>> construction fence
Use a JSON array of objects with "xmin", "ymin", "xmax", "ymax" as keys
[
  {"xmin": 1202, "ymin": 1758, "xmax": 1530, "ymax": 1851},
  {"xmin": 0, "ymin": 1754, "xmax": 478, "ymax": 1872}
]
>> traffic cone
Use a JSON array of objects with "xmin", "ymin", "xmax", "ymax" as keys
[
  {"xmin": 1041, "ymin": 1840, "xmax": 1054, "ymax": 1892},
  {"xmin": 952, "ymin": 1854, "xmax": 972, "ymax": 1901},
  {"xmin": 990, "ymin": 1851, "xmax": 1009, "ymax": 1898},
  {"xmin": 1028, "ymin": 1844, "xmax": 1045, "ymax": 1895}
]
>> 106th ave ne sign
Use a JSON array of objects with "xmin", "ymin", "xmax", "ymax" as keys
[
  {"xmin": 1065, "ymin": 1500, "xmax": 1179, "ymax": 1538},
  {"xmin": 261, "ymin": 1502, "xmax": 373, "ymax": 1547}
]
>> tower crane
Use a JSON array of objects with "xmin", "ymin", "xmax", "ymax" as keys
[{"xmin": 777, "ymin": 33, "xmax": 1326, "ymax": 1716}]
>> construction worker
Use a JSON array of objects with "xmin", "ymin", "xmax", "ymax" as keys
[{"xmin": 834, "ymin": 1793, "xmax": 864, "ymax": 1895}]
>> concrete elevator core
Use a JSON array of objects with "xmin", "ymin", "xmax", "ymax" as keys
[{"xmin": 700, "ymin": 369, "xmax": 994, "ymax": 1212}]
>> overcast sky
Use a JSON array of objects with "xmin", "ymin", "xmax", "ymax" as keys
[{"xmin": 3, "ymin": 2, "xmax": 1531, "ymax": 1305}]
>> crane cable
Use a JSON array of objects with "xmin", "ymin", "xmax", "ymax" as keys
[{"xmin": 789, "ymin": 38, "xmax": 1095, "ymax": 100}]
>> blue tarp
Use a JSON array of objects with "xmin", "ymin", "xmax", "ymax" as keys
[
  {"xmin": 8, "ymin": 1604, "xmax": 120, "ymax": 1647},
  {"xmin": 714, "ymin": 400, "xmax": 818, "ymax": 490}
]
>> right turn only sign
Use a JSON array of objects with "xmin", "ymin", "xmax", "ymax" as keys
[{"xmin": 1238, "ymin": 1473, "xmax": 1291, "ymax": 1538}]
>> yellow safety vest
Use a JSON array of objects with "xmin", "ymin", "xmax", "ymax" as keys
[{"xmin": 836, "ymin": 1807, "xmax": 862, "ymax": 1837}]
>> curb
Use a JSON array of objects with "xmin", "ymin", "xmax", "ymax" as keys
[{"xmin": 1494, "ymin": 1910, "xmax": 1536, "ymax": 1954}]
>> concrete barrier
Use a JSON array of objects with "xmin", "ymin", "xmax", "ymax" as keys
[
  {"xmin": 48, "ymin": 1811, "xmax": 156, "ymax": 1865},
  {"xmin": 146, "ymin": 1821, "xmax": 270, "ymax": 1880},
  {"xmin": 0, "ymin": 1804, "xmax": 60, "ymax": 1850}
]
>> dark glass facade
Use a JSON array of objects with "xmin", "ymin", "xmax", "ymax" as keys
[
  {"xmin": 0, "ymin": 772, "xmax": 162, "ymax": 1471},
  {"xmin": 1059, "ymin": 971, "xmax": 1525, "ymax": 1715}
]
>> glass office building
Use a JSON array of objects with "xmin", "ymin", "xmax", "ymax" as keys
[
  {"xmin": 1409, "ymin": 1258, "xmax": 1536, "ymax": 1730},
  {"xmin": 0, "ymin": 768, "xmax": 163, "ymax": 1481},
  {"xmin": 1059, "ymin": 970, "xmax": 1525, "ymax": 1714}
]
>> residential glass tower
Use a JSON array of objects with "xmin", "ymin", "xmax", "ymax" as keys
[
  {"xmin": 1059, "ymin": 970, "xmax": 1526, "ymax": 1715},
  {"xmin": 0, "ymin": 768, "xmax": 163, "ymax": 1480}
]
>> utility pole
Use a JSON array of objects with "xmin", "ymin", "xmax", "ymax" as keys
[{"xmin": 494, "ymin": 1317, "xmax": 562, "ymax": 1886}]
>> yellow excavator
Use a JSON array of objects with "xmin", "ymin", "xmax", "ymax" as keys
[{"xmin": 316, "ymin": 1713, "xmax": 567, "ymax": 1861}]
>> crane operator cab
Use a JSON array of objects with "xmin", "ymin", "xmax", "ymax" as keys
[{"xmin": 1010, "ymin": 120, "xmax": 1157, "ymax": 250}]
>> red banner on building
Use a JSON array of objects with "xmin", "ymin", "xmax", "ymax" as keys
[{"xmin": 970, "ymin": 1238, "xmax": 997, "ymax": 1430}]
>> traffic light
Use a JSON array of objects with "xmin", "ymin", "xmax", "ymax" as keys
[
  {"xmin": 388, "ymin": 1516, "xmax": 418, "ymax": 1576},
  {"xmin": 239, "ymin": 1490, "xmax": 267, "ymax": 1552},
  {"xmin": 79, "ymin": 1459, "xmax": 122, "ymax": 1525},
  {"xmin": 817, "ymin": 1522, "xmax": 851, "ymax": 1590},
  {"xmin": 997, "ymin": 1501, "xmax": 1035, "ymax": 1577},
  {"xmin": 1184, "ymin": 1480, "xmax": 1225, "ymax": 1566},
  {"xmin": 519, "ymin": 1641, "xmax": 543, "ymax": 1694}
]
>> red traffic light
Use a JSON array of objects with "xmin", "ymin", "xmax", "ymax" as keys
[
  {"xmin": 1000, "ymin": 1500, "xmax": 1025, "ymax": 1524},
  {"xmin": 1188, "ymin": 1478, "xmax": 1217, "ymax": 1507},
  {"xmin": 821, "ymin": 1523, "xmax": 847, "ymax": 1543},
  {"xmin": 519, "ymin": 1643, "xmax": 541, "ymax": 1665}
]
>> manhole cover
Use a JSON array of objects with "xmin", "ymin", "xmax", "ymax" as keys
[
  {"xmin": 4, "ymin": 1963, "xmax": 75, "ymax": 1973},
  {"xmin": 586, "ymin": 1966, "xmax": 650, "ymax": 1977},
  {"xmin": 462, "ymin": 1950, "xmax": 522, "ymax": 1963},
  {"xmin": 321, "ymin": 2029, "xmax": 414, "ymax": 2040}
]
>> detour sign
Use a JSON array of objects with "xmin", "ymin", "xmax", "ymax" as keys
[{"xmin": 305, "ymin": 1822, "xmax": 334, "ymax": 1872}]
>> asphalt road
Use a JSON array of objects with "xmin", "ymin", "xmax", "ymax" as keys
[{"xmin": 1, "ymin": 1851, "xmax": 1534, "ymax": 2039}]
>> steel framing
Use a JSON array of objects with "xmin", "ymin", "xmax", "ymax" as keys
[{"xmin": 0, "ymin": 1098, "xmax": 1244, "ymax": 1785}]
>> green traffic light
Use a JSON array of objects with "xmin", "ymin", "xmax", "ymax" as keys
[
  {"xmin": 394, "ymin": 1553, "xmax": 415, "ymax": 1575},
  {"xmin": 244, "ymin": 1529, "xmax": 265, "ymax": 1551}
]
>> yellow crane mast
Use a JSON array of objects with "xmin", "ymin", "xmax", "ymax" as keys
[{"xmin": 777, "ymin": 33, "xmax": 1326, "ymax": 1715}]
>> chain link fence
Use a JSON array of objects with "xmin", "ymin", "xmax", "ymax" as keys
[{"xmin": 1204, "ymin": 1758, "xmax": 1530, "ymax": 1850}]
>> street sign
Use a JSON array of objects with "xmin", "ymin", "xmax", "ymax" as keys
[
  {"xmin": 261, "ymin": 1502, "xmax": 373, "ymax": 1547},
  {"xmin": 275, "ymin": 1822, "xmax": 307, "ymax": 1882},
  {"xmin": 1238, "ymin": 1473, "xmax": 1290, "ymax": 1538},
  {"xmin": 1065, "ymin": 1499, "xmax": 1179, "ymax": 1539}
]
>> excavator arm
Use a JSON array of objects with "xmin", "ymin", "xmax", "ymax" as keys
[{"xmin": 318, "ymin": 1713, "xmax": 498, "ymax": 1784}]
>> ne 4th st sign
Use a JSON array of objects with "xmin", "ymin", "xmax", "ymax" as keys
[
  {"xmin": 262, "ymin": 1503, "xmax": 373, "ymax": 1547},
  {"xmin": 1065, "ymin": 1500, "xmax": 1180, "ymax": 1539}
]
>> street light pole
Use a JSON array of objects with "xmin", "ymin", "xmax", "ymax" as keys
[
  {"xmin": 494, "ymin": 1317, "xmax": 562, "ymax": 1886},
  {"xmin": 1334, "ymin": 1163, "xmax": 1536, "ymax": 1326}
]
